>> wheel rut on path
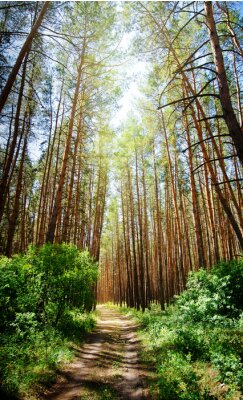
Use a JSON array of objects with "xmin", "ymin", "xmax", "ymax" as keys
[{"xmin": 43, "ymin": 305, "xmax": 150, "ymax": 400}]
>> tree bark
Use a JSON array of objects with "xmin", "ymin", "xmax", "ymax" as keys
[
  {"xmin": 186, "ymin": 85, "xmax": 243, "ymax": 250},
  {"xmin": 215, "ymin": 1, "xmax": 243, "ymax": 58},
  {"xmin": 5, "ymin": 114, "xmax": 29, "ymax": 257},
  {"xmin": 204, "ymin": 2, "xmax": 243, "ymax": 165},
  {"xmin": 46, "ymin": 42, "xmax": 86, "ymax": 243},
  {"xmin": 0, "ymin": 52, "xmax": 29, "ymax": 224},
  {"xmin": 0, "ymin": 2, "xmax": 50, "ymax": 113}
]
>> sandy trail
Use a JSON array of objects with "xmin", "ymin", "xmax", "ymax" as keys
[{"xmin": 43, "ymin": 305, "xmax": 150, "ymax": 400}]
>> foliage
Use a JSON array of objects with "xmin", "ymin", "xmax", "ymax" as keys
[
  {"xmin": 121, "ymin": 259, "xmax": 243, "ymax": 399},
  {"xmin": 0, "ymin": 244, "xmax": 98, "ymax": 398},
  {"xmin": 58, "ymin": 309, "xmax": 96, "ymax": 342},
  {"xmin": 177, "ymin": 260, "xmax": 243, "ymax": 323}
]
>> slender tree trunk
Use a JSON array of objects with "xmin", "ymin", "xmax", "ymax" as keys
[
  {"xmin": 183, "ymin": 110, "xmax": 206, "ymax": 267},
  {"xmin": 204, "ymin": 2, "xmax": 243, "ymax": 165},
  {"xmin": 127, "ymin": 166, "xmax": 140, "ymax": 310},
  {"xmin": 153, "ymin": 144, "xmax": 165, "ymax": 308},
  {"xmin": 186, "ymin": 87, "xmax": 243, "ymax": 250},
  {"xmin": 215, "ymin": 1, "xmax": 243, "ymax": 58},
  {"xmin": 36, "ymin": 78, "xmax": 64, "ymax": 245},
  {"xmin": 5, "ymin": 114, "xmax": 29, "ymax": 256},
  {"xmin": 0, "ymin": 52, "xmax": 29, "ymax": 223},
  {"xmin": 121, "ymin": 182, "xmax": 133, "ymax": 307},
  {"xmin": 135, "ymin": 150, "xmax": 145, "ymax": 311},
  {"xmin": 141, "ymin": 151, "xmax": 151, "ymax": 307},
  {"xmin": 62, "ymin": 98, "xmax": 84, "ymax": 242},
  {"xmin": 160, "ymin": 111, "xmax": 186, "ymax": 289},
  {"xmin": 0, "ymin": 2, "xmax": 50, "ymax": 113},
  {"xmin": 232, "ymin": 50, "xmax": 242, "ymax": 128},
  {"xmin": 46, "ymin": 42, "xmax": 86, "ymax": 243}
]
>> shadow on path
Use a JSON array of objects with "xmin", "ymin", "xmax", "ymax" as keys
[{"xmin": 42, "ymin": 306, "xmax": 151, "ymax": 400}]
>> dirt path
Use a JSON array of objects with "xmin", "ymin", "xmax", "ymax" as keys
[{"xmin": 43, "ymin": 305, "xmax": 150, "ymax": 400}]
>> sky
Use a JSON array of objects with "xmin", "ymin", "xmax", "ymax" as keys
[
  {"xmin": 110, "ymin": 30, "xmax": 148, "ymax": 129},
  {"xmin": 110, "ymin": 62, "xmax": 148, "ymax": 128}
]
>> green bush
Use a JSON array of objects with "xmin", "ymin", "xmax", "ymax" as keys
[
  {"xmin": 177, "ymin": 259, "xmax": 243, "ymax": 323},
  {"xmin": 58, "ymin": 309, "xmax": 96, "ymax": 342},
  {"xmin": 0, "ymin": 243, "xmax": 98, "ymax": 398},
  {"xmin": 121, "ymin": 259, "xmax": 243, "ymax": 399},
  {"xmin": 157, "ymin": 352, "xmax": 200, "ymax": 400},
  {"xmin": 0, "ymin": 243, "xmax": 98, "ymax": 331},
  {"xmin": 212, "ymin": 260, "xmax": 243, "ymax": 315}
]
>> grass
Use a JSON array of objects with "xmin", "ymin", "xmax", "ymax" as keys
[
  {"xmin": 79, "ymin": 382, "xmax": 118, "ymax": 400},
  {"xmin": 0, "ymin": 311, "xmax": 97, "ymax": 399},
  {"xmin": 120, "ymin": 305, "xmax": 242, "ymax": 400},
  {"xmin": 118, "ymin": 260, "xmax": 243, "ymax": 400}
]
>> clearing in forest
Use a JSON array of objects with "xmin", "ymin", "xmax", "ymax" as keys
[{"xmin": 43, "ymin": 305, "xmax": 151, "ymax": 400}]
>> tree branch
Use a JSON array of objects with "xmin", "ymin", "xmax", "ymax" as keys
[
  {"xmin": 182, "ymin": 134, "xmax": 229, "ymax": 153},
  {"xmin": 182, "ymin": 64, "xmax": 216, "ymax": 74},
  {"xmin": 183, "ymin": 77, "xmax": 217, "ymax": 111},
  {"xmin": 158, "ymin": 92, "xmax": 219, "ymax": 110},
  {"xmin": 213, "ymin": 178, "xmax": 243, "ymax": 186},
  {"xmin": 173, "ymin": 40, "xmax": 210, "ymax": 74},
  {"xmin": 170, "ymin": 8, "xmax": 204, "ymax": 48},
  {"xmin": 197, "ymin": 114, "xmax": 224, "ymax": 122},
  {"xmin": 193, "ymin": 154, "xmax": 237, "ymax": 174}
]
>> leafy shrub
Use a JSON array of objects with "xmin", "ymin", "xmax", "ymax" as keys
[
  {"xmin": 0, "ymin": 244, "xmax": 98, "ymax": 398},
  {"xmin": 210, "ymin": 351, "xmax": 243, "ymax": 390},
  {"xmin": 58, "ymin": 309, "xmax": 96, "ymax": 342},
  {"xmin": 0, "ymin": 243, "xmax": 98, "ymax": 331},
  {"xmin": 157, "ymin": 352, "xmax": 200, "ymax": 400},
  {"xmin": 121, "ymin": 259, "xmax": 243, "ymax": 399},
  {"xmin": 212, "ymin": 260, "xmax": 243, "ymax": 315},
  {"xmin": 177, "ymin": 259, "xmax": 243, "ymax": 323},
  {"xmin": 174, "ymin": 325, "xmax": 208, "ymax": 361}
]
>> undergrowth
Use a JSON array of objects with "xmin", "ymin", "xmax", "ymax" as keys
[
  {"xmin": 0, "ymin": 243, "xmax": 97, "ymax": 399},
  {"xmin": 120, "ymin": 259, "xmax": 243, "ymax": 400}
]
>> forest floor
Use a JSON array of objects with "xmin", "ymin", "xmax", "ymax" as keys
[{"xmin": 42, "ymin": 305, "xmax": 152, "ymax": 400}]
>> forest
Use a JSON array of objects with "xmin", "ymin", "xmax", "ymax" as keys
[{"xmin": 0, "ymin": 1, "xmax": 242, "ymax": 399}]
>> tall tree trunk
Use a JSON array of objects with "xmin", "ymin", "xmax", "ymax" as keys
[
  {"xmin": 153, "ymin": 144, "xmax": 166, "ymax": 308},
  {"xmin": 183, "ymin": 109, "xmax": 206, "ymax": 267},
  {"xmin": 160, "ymin": 111, "xmax": 186, "ymax": 289},
  {"xmin": 141, "ymin": 151, "xmax": 151, "ymax": 307},
  {"xmin": 127, "ymin": 166, "xmax": 140, "ymax": 310},
  {"xmin": 0, "ymin": 2, "xmax": 50, "ymax": 113},
  {"xmin": 46, "ymin": 41, "xmax": 86, "ymax": 243},
  {"xmin": 215, "ymin": 1, "xmax": 243, "ymax": 58},
  {"xmin": 185, "ymin": 86, "xmax": 243, "ymax": 250},
  {"xmin": 5, "ymin": 114, "xmax": 29, "ymax": 257},
  {"xmin": 0, "ymin": 52, "xmax": 29, "ymax": 223},
  {"xmin": 62, "ymin": 97, "xmax": 84, "ymax": 242},
  {"xmin": 36, "ymin": 78, "xmax": 64, "ymax": 245},
  {"xmin": 121, "ymin": 182, "xmax": 133, "ymax": 307},
  {"xmin": 204, "ymin": 1, "xmax": 243, "ymax": 165},
  {"xmin": 135, "ymin": 150, "xmax": 145, "ymax": 311}
]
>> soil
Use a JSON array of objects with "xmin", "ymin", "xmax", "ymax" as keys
[{"xmin": 42, "ymin": 305, "xmax": 151, "ymax": 400}]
